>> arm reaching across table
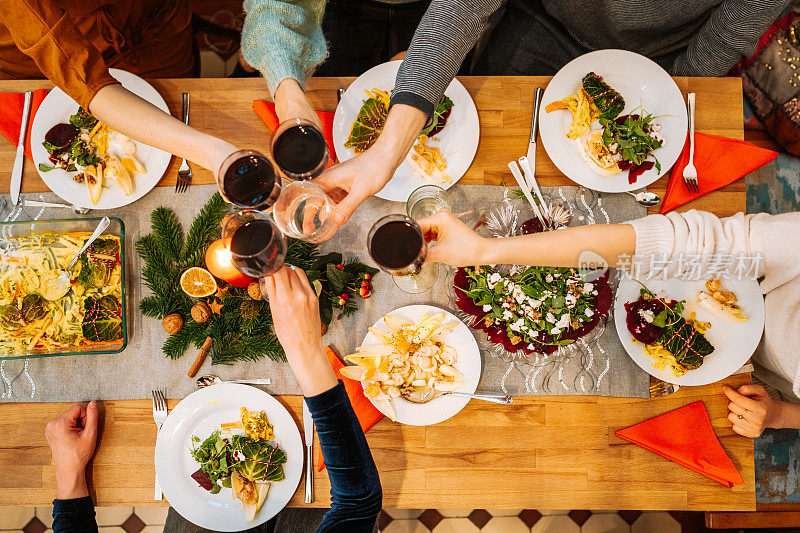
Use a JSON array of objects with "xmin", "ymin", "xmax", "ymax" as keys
[
  {"xmin": 0, "ymin": 0, "xmax": 239, "ymax": 176},
  {"xmin": 263, "ymin": 267, "xmax": 382, "ymax": 532}
]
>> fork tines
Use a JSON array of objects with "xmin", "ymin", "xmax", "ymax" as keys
[
  {"xmin": 151, "ymin": 389, "xmax": 167, "ymax": 412},
  {"xmin": 175, "ymin": 169, "xmax": 192, "ymax": 193}
]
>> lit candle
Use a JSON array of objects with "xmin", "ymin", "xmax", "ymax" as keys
[{"xmin": 204, "ymin": 238, "xmax": 254, "ymax": 288}]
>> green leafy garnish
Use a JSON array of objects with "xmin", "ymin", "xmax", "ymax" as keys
[
  {"xmin": 236, "ymin": 439, "xmax": 287, "ymax": 483},
  {"xmin": 600, "ymin": 113, "xmax": 662, "ymax": 170},
  {"xmin": 81, "ymin": 295, "xmax": 122, "ymax": 342},
  {"xmin": 38, "ymin": 163, "xmax": 55, "ymax": 172}
]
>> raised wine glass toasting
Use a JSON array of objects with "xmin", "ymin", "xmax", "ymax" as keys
[
  {"xmin": 217, "ymin": 149, "xmax": 281, "ymax": 210},
  {"xmin": 271, "ymin": 118, "xmax": 329, "ymax": 180},
  {"xmin": 368, "ymin": 214, "xmax": 437, "ymax": 293},
  {"xmin": 223, "ymin": 211, "xmax": 287, "ymax": 293}
]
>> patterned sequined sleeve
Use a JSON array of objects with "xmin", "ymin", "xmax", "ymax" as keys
[{"xmin": 672, "ymin": 0, "xmax": 791, "ymax": 76}]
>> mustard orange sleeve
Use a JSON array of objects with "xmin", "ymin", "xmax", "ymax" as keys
[{"xmin": 0, "ymin": 0, "xmax": 118, "ymax": 110}]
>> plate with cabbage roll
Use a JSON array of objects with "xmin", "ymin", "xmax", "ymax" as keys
[
  {"xmin": 333, "ymin": 60, "xmax": 480, "ymax": 202},
  {"xmin": 614, "ymin": 276, "xmax": 765, "ymax": 385},
  {"xmin": 540, "ymin": 50, "xmax": 686, "ymax": 193}
]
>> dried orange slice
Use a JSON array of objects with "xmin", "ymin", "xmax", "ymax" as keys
[{"xmin": 180, "ymin": 267, "xmax": 217, "ymax": 298}]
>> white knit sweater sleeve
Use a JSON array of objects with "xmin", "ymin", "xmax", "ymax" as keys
[{"xmin": 627, "ymin": 210, "xmax": 800, "ymax": 288}]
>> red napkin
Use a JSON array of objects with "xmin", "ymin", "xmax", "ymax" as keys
[
  {"xmin": 661, "ymin": 132, "xmax": 777, "ymax": 213},
  {"xmin": 615, "ymin": 401, "xmax": 744, "ymax": 487},
  {"xmin": 0, "ymin": 89, "xmax": 48, "ymax": 161},
  {"xmin": 316, "ymin": 345, "xmax": 384, "ymax": 471},
  {"xmin": 252, "ymin": 100, "xmax": 337, "ymax": 167}
]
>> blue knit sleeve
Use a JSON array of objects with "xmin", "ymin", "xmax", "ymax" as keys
[
  {"xmin": 52, "ymin": 497, "xmax": 98, "ymax": 533},
  {"xmin": 241, "ymin": 0, "xmax": 328, "ymax": 96}
]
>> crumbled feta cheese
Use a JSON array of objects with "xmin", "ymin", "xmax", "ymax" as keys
[
  {"xmin": 488, "ymin": 272, "xmax": 501, "ymax": 288},
  {"xmin": 583, "ymin": 283, "xmax": 594, "ymax": 293},
  {"xmin": 550, "ymin": 327, "xmax": 562, "ymax": 335},
  {"xmin": 639, "ymin": 309, "xmax": 655, "ymax": 323},
  {"xmin": 546, "ymin": 312, "xmax": 556, "ymax": 323},
  {"xmin": 555, "ymin": 314, "xmax": 571, "ymax": 330},
  {"xmin": 501, "ymin": 310, "xmax": 513, "ymax": 321},
  {"xmin": 482, "ymin": 304, "xmax": 492, "ymax": 312},
  {"xmin": 585, "ymin": 308, "xmax": 594, "ymax": 317},
  {"xmin": 510, "ymin": 319, "xmax": 525, "ymax": 332},
  {"xmin": 565, "ymin": 294, "xmax": 577, "ymax": 308},
  {"xmin": 545, "ymin": 274, "xmax": 554, "ymax": 283}
]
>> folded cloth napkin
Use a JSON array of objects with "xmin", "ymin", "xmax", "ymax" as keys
[
  {"xmin": 316, "ymin": 345, "xmax": 383, "ymax": 471},
  {"xmin": 661, "ymin": 132, "xmax": 777, "ymax": 213},
  {"xmin": 252, "ymin": 100, "xmax": 337, "ymax": 167},
  {"xmin": 0, "ymin": 89, "xmax": 48, "ymax": 161},
  {"xmin": 615, "ymin": 400, "xmax": 744, "ymax": 487}
]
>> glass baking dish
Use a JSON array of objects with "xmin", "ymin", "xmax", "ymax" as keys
[{"xmin": 0, "ymin": 216, "xmax": 127, "ymax": 360}]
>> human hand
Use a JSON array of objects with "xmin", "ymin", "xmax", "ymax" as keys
[
  {"xmin": 261, "ymin": 267, "xmax": 337, "ymax": 396},
  {"xmin": 417, "ymin": 210, "xmax": 490, "ymax": 267},
  {"xmin": 273, "ymin": 79, "xmax": 321, "ymax": 129},
  {"xmin": 45, "ymin": 401, "xmax": 99, "ymax": 500},
  {"xmin": 313, "ymin": 146, "xmax": 397, "ymax": 225},
  {"xmin": 723, "ymin": 384, "xmax": 782, "ymax": 438}
]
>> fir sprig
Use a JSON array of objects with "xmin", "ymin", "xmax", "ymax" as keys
[{"xmin": 136, "ymin": 193, "xmax": 378, "ymax": 365}]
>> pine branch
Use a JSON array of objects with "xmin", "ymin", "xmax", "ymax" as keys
[
  {"xmin": 139, "ymin": 296, "xmax": 162, "ymax": 318},
  {"xmin": 150, "ymin": 207, "xmax": 184, "ymax": 263},
  {"xmin": 163, "ymin": 319, "xmax": 207, "ymax": 359},
  {"xmin": 182, "ymin": 193, "xmax": 228, "ymax": 265}
]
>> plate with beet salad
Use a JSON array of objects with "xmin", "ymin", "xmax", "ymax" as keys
[
  {"xmin": 540, "ymin": 50, "xmax": 687, "ymax": 193},
  {"xmin": 333, "ymin": 60, "xmax": 480, "ymax": 202},
  {"xmin": 30, "ymin": 69, "xmax": 171, "ymax": 209},
  {"xmin": 614, "ymin": 276, "xmax": 765, "ymax": 386}
]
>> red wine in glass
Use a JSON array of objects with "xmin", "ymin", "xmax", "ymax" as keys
[
  {"xmin": 225, "ymin": 212, "xmax": 287, "ymax": 278},
  {"xmin": 271, "ymin": 119, "xmax": 329, "ymax": 180},
  {"xmin": 369, "ymin": 218, "xmax": 426, "ymax": 275},
  {"xmin": 218, "ymin": 150, "xmax": 281, "ymax": 209}
]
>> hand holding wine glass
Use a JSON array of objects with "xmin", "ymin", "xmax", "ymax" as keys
[{"xmin": 417, "ymin": 210, "xmax": 490, "ymax": 267}]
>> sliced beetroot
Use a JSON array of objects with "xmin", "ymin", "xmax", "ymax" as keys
[
  {"xmin": 486, "ymin": 326, "xmax": 505, "ymax": 344},
  {"xmin": 625, "ymin": 296, "xmax": 666, "ymax": 344},
  {"xmin": 595, "ymin": 284, "xmax": 613, "ymax": 316},
  {"xmin": 44, "ymin": 123, "xmax": 78, "ymax": 152},
  {"xmin": 191, "ymin": 468, "xmax": 214, "ymax": 491},
  {"xmin": 453, "ymin": 268, "xmax": 469, "ymax": 289},
  {"xmin": 520, "ymin": 217, "xmax": 545, "ymax": 235},
  {"xmin": 627, "ymin": 161, "xmax": 654, "ymax": 184},
  {"xmin": 456, "ymin": 296, "xmax": 482, "ymax": 316}
]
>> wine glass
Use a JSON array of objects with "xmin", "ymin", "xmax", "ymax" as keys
[
  {"xmin": 272, "ymin": 181, "xmax": 338, "ymax": 243},
  {"xmin": 406, "ymin": 184, "xmax": 452, "ymax": 220},
  {"xmin": 368, "ymin": 214, "xmax": 437, "ymax": 293},
  {"xmin": 217, "ymin": 150, "xmax": 281, "ymax": 210},
  {"xmin": 271, "ymin": 118, "xmax": 329, "ymax": 180},
  {"xmin": 222, "ymin": 211, "xmax": 287, "ymax": 280}
]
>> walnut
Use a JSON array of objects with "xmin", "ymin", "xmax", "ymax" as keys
[
  {"xmin": 510, "ymin": 335, "xmax": 522, "ymax": 345},
  {"xmin": 191, "ymin": 301, "xmax": 212, "ymax": 323},
  {"xmin": 484, "ymin": 316, "xmax": 495, "ymax": 327},
  {"xmin": 162, "ymin": 313, "xmax": 183, "ymax": 334},
  {"xmin": 247, "ymin": 281, "xmax": 263, "ymax": 301}
]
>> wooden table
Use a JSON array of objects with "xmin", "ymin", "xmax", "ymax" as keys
[{"xmin": 0, "ymin": 76, "xmax": 754, "ymax": 510}]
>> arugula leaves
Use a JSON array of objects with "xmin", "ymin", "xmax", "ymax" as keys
[{"xmin": 600, "ymin": 114, "xmax": 662, "ymax": 171}]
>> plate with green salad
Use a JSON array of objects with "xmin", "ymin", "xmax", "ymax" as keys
[
  {"xmin": 540, "ymin": 49, "xmax": 687, "ymax": 193},
  {"xmin": 154, "ymin": 383, "xmax": 303, "ymax": 531}
]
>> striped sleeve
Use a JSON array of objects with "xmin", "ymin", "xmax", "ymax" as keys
[
  {"xmin": 672, "ymin": 0, "xmax": 791, "ymax": 76},
  {"xmin": 389, "ymin": 0, "xmax": 502, "ymax": 116}
]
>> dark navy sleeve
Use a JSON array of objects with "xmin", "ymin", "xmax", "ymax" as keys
[
  {"xmin": 305, "ymin": 381, "xmax": 382, "ymax": 533},
  {"xmin": 52, "ymin": 496, "xmax": 98, "ymax": 533}
]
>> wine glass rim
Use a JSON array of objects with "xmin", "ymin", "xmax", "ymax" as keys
[
  {"xmin": 271, "ymin": 120, "xmax": 329, "ymax": 180},
  {"xmin": 273, "ymin": 181, "xmax": 332, "ymax": 240},
  {"xmin": 224, "ymin": 212, "xmax": 283, "ymax": 259},
  {"xmin": 368, "ymin": 214, "xmax": 426, "ymax": 271}
]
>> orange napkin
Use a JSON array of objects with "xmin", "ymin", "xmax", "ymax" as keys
[
  {"xmin": 615, "ymin": 401, "xmax": 744, "ymax": 487},
  {"xmin": 252, "ymin": 100, "xmax": 337, "ymax": 167},
  {"xmin": 0, "ymin": 89, "xmax": 48, "ymax": 161},
  {"xmin": 316, "ymin": 345, "xmax": 384, "ymax": 471},
  {"xmin": 661, "ymin": 132, "xmax": 777, "ymax": 213}
]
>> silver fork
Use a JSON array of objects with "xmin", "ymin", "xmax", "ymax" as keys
[
  {"xmin": 151, "ymin": 389, "xmax": 168, "ymax": 500},
  {"xmin": 176, "ymin": 92, "xmax": 192, "ymax": 193},
  {"xmin": 682, "ymin": 92, "xmax": 699, "ymax": 194}
]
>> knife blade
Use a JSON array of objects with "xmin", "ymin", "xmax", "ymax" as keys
[
  {"xmin": 10, "ymin": 91, "xmax": 33, "ymax": 205},
  {"xmin": 525, "ymin": 87, "xmax": 543, "ymax": 171},
  {"xmin": 302, "ymin": 399, "xmax": 314, "ymax": 503}
]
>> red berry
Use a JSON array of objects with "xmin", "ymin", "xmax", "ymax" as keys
[
  {"xmin": 338, "ymin": 298, "xmax": 346, "ymax": 306},
  {"xmin": 361, "ymin": 281, "xmax": 369, "ymax": 288},
  {"xmin": 359, "ymin": 288, "xmax": 368, "ymax": 297},
  {"xmin": 336, "ymin": 264, "xmax": 344, "ymax": 270},
  {"xmin": 341, "ymin": 293, "xmax": 349, "ymax": 300},
  {"xmin": 364, "ymin": 273, "xmax": 372, "ymax": 280}
]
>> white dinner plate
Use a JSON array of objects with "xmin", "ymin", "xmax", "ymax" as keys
[
  {"xmin": 332, "ymin": 60, "xmax": 480, "ymax": 202},
  {"xmin": 30, "ymin": 68, "xmax": 172, "ymax": 209},
  {"xmin": 614, "ymin": 277, "xmax": 765, "ymax": 386},
  {"xmin": 540, "ymin": 49, "xmax": 687, "ymax": 193},
  {"xmin": 154, "ymin": 384, "xmax": 303, "ymax": 531},
  {"xmin": 360, "ymin": 304, "xmax": 481, "ymax": 426}
]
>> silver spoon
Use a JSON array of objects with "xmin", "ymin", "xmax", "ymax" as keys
[
  {"xmin": 196, "ymin": 375, "xmax": 272, "ymax": 388},
  {"xmin": 42, "ymin": 216, "xmax": 110, "ymax": 300},
  {"xmin": 402, "ymin": 389, "xmax": 513, "ymax": 405},
  {"xmin": 24, "ymin": 199, "xmax": 90, "ymax": 214},
  {"xmin": 624, "ymin": 190, "xmax": 661, "ymax": 206}
]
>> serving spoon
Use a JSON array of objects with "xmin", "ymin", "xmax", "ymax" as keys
[
  {"xmin": 624, "ymin": 190, "xmax": 661, "ymax": 207},
  {"xmin": 42, "ymin": 216, "xmax": 110, "ymax": 301},
  {"xmin": 401, "ymin": 388, "xmax": 513, "ymax": 405},
  {"xmin": 196, "ymin": 375, "xmax": 272, "ymax": 388}
]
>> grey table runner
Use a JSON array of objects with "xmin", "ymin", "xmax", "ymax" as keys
[{"xmin": 0, "ymin": 183, "xmax": 649, "ymax": 402}]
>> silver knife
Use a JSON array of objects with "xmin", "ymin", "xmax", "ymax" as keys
[
  {"xmin": 525, "ymin": 87, "xmax": 544, "ymax": 172},
  {"xmin": 10, "ymin": 91, "xmax": 33, "ymax": 205},
  {"xmin": 303, "ymin": 399, "xmax": 314, "ymax": 503}
]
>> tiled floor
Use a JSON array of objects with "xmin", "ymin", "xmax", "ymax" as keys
[{"xmin": 1, "ymin": 507, "xmax": 742, "ymax": 532}]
